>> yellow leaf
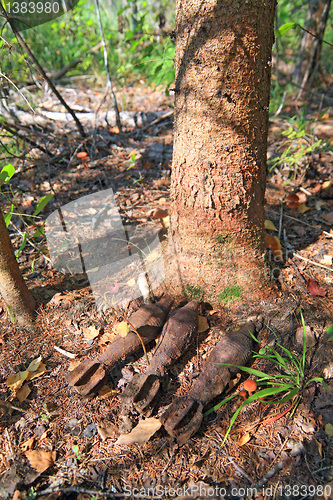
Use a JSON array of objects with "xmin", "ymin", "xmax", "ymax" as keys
[
  {"xmin": 98, "ymin": 384, "xmax": 118, "ymax": 400},
  {"xmin": 146, "ymin": 249, "xmax": 161, "ymax": 263},
  {"xmin": 27, "ymin": 356, "xmax": 42, "ymax": 372},
  {"xmin": 115, "ymin": 417, "xmax": 161, "ymax": 445},
  {"xmin": 82, "ymin": 325, "xmax": 101, "ymax": 340},
  {"xmin": 264, "ymin": 220, "xmax": 278, "ymax": 231},
  {"xmin": 322, "ymin": 180, "xmax": 331, "ymax": 189},
  {"xmin": 325, "ymin": 423, "xmax": 333, "ymax": 437},
  {"xmin": 298, "ymin": 203, "xmax": 310, "ymax": 214},
  {"xmin": 198, "ymin": 315, "xmax": 209, "ymax": 333},
  {"xmin": 16, "ymin": 383, "xmax": 31, "ymax": 402},
  {"xmin": 6, "ymin": 370, "xmax": 29, "ymax": 390},
  {"xmin": 27, "ymin": 363, "xmax": 46, "ymax": 381},
  {"xmin": 126, "ymin": 278, "xmax": 136, "ymax": 287},
  {"xmin": 238, "ymin": 432, "xmax": 251, "ymax": 446},
  {"xmin": 114, "ymin": 321, "xmax": 130, "ymax": 337},
  {"xmin": 25, "ymin": 450, "xmax": 56, "ymax": 473}
]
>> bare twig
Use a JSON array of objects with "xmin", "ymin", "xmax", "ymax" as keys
[
  {"xmin": 293, "ymin": 252, "xmax": 333, "ymax": 273},
  {"xmin": 141, "ymin": 110, "xmax": 174, "ymax": 131},
  {"xmin": 53, "ymin": 346, "xmax": 77, "ymax": 359}
]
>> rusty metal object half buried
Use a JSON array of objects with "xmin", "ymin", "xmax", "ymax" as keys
[
  {"xmin": 160, "ymin": 322, "xmax": 255, "ymax": 444},
  {"xmin": 119, "ymin": 300, "xmax": 199, "ymax": 412},
  {"xmin": 65, "ymin": 297, "xmax": 173, "ymax": 396}
]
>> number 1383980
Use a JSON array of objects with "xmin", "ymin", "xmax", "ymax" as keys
[{"xmin": 5, "ymin": 2, "xmax": 60, "ymax": 14}]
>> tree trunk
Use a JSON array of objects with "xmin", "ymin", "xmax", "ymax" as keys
[
  {"xmin": 167, "ymin": 0, "xmax": 276, "ymax": 303},
  {"xmin": 0, "ymin": 210, "xmax": 36, "ymax": 327},
  {"xmin": 294, "ymin": 0, "xmax": 332, "ymax": 98}
]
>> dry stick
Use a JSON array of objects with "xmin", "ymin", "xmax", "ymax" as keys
[
  {"xmin": 141, "ymin": 110, "xmax": 174, "ymax": 131},
  {"xmin": 271, "ymin": 208, "xmax": 332, "ymax": 236},
  {"xmin": 252, "ymin": 442, "xmax": 304, "ymax": 490},
  {"xmin": 0, "ymin": 6, "xmax": 85, "ymax": 138},
  {"xmin": 293, "ymin": 252, "xmax": 333, "ymax": 273},
  {"xmin": 94, "ymin": 0, "xmax": 122, "ymax": 133}
]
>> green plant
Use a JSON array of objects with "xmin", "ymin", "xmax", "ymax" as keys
[
  {"xmin": 268, "ymin": 111, "xmax": 330, "ymax": 180},
  {"xmin": 205, "ymin": 311, "xmax": 327, "ymax": 445},
  {"xmin": 26, "ymin": 487, "xmax": 37, "ymax": 500},
  {"xmin": 72, "ymin": 444, "xmax": 82, "ymax": 461},
  {"xmin": 219, "ymin": 282, "xmax": 242, "ymax": 303},
  {"xmin": 185, "ymin": 284, "xmax": 205, "ymax": 302}
]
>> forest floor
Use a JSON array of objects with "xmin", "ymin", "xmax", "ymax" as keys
[{"xmin": 0, "ymin": 80, "xmax": 333, "ymax": 500}]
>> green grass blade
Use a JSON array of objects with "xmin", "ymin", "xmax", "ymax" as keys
[
  {"xmin": 299, "ymin": 309, "xmax": 307, "ymax": 374},
  {"xmin": 203, "ymin": 394, "xmax": 237, "ymax": 417},
  {"xmin": 214, "ymin": 363, "xmax": 273, "ymax": 379}
]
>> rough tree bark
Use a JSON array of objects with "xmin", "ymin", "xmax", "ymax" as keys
[
  {"xmin": 0, "ymin": 210, "xmax": 36, "ymax": 327},
  {"xmin": 167, "ymin": 0, "xmax": 276, "ymax": 302}
]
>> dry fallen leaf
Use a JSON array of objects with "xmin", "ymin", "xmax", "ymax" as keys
[
  {"xmin": 265, "ymin": 234, "xmax": 282, "ymax": 259},
  {"xmin": 6, "ymin": 370, "xmax": 29, "ymax": 390},
  {"xmin": 126, "ymin": 278, "xmax": 136, "ymax": 287},
  {"xmin": 198, "ymin": 315, "xmax": 209, "ymax": 333},
  {"xmin": 264, "ymin": 220, "xmax": 278, "ymax": 231},
  {"xmin": 27, "ymin": 356, "xmax": 42, "ymax": 372},
  {"xmin": 97, "ymin": 422, "xmax": 118, "ymax": 441},
  {"xmin": 20, "ymin": 437, "xmax": 35, "ymax": 452},
  {"xmin": 297, "ymin": 203, "xmax": 310, "ymax": 214},
  {"xmin": 238, "ymin": 432, "xmax": 251, "ymax": 446},
  {"xmin": 114, "ymin": 321, "xmax": 130, "ymax": 337},
  {"xmin": 27, "ymin": 363, "xmax": 46, "ymax": 381},
  {"xmin": 322, "ymin": 212, "xmax": 333, "ymax": 224},
  {"xmin": 115, "ymin": 417, "xmax": 162, "ymax": 445},
  {"xmin": 16, "ymin": 383, "xmax": 31, "ymax": 402},
  {"xmin": 82, "ymin": 325, "xmax": 101, "ymax": 340},
  {"xmin": 307, "ymin": 278, "xmax": 326, "ymax": 297},
  {"xmin": 25, "ymin": 450, "xmax": 56, "ymax": 473}
]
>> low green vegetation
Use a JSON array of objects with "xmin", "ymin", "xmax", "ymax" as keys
[
  {"xmin": 185, "ymin": 284, "xmax": 205, "ymax": 302},
  {"xmin": 219, "ymin": 283, "xmax": 242, "ymax": 303},
  {"xmin": 205, "ymin": 311, "xmax": 328, "ymax": 445}
]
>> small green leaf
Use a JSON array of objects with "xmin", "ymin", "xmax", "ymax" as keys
[
  {"xmin": 276, "ymin": 22, "xmax": 297, "ymax": 38},
  {"xmin": 33, "ymin": 193, "xmax": 54, "ymax": 216},
  {"xmin": 16, "ymin": 232, "xmax": 27, "ymax": 258},
  {"xmin": 4, "ymin": 203, "xmax": 14, "ymax": 227},
  {"xmin": 326, "ymin": 325, "xmax": 333, "ymax": 335},
  {"xmin": 0, "ymin": 164, "xmax": 15, "ymax": 184}
]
